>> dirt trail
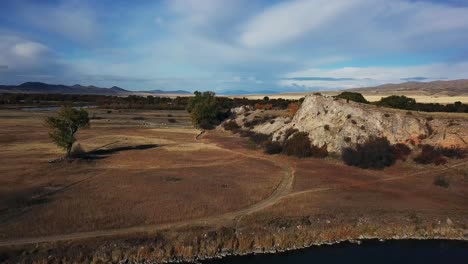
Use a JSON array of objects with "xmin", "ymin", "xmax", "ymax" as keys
[
  {"xmin": 1, "ymin": 132, "xmax": 465, "ymax": 248},
  {"xmin": 0, "ymin": 135, "xmax": 295, "ymax": 248}
]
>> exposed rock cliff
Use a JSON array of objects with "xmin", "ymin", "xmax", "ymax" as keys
[{"xmin": 228, "ymin": 94, "xmax": 467, "ymax": 154}]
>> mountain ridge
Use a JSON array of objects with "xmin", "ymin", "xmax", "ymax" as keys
[{"xmin": 0, "ymin": 82, "xmax": 191, "ymax": 96}]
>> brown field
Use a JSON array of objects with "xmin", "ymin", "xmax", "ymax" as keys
[
  {"xmin": 0, "ymin": 108, "xmax": 285, "ymax": 239},
  {"xmin": 0, "ymin": 107, "xmax": 467, "ymax": 259}
]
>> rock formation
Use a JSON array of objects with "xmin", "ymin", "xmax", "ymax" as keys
[{"xmin": 228, "ymin": 94, "xmax": 467, "ymax": 154}]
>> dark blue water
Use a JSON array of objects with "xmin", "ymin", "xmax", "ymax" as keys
[{"xmin": 202, "ymin": 240, "xmax": 468, "ymax": 264}]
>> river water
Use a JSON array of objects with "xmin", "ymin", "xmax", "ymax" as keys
[{"xmin": 202, "ymin": 240, "xmax": 468, "ymax": 264}]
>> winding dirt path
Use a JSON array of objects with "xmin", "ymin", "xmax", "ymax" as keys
[
  {"xmin": 0, "ymin": 130, "xmax": 465, "ymax": 248},
  {"xmin": 0, "ymin": 135, "xmax": 295, "ymax": 248}
]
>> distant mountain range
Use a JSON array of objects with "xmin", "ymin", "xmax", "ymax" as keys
[
  {"xmin": 0, "ymin": 82, "xmax": 191, "ymax": 96},
  {"xmin": 347, "ymin": 79, "xmax": 468, "ymax": 96}
]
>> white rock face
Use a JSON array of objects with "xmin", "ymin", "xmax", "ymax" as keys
[
  {"xmin": 272, "ymin": 95, "xmax": 430, "ymax": 153},
  {"xmin": 223, "ymin": 94, "xmax": 467, "ymax": 154}
]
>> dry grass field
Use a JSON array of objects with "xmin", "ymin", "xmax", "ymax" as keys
[
  {"xmin": 0, "ymin": 108, "xmax": 284, "ymax": 239},
  {"xmin": 0, "ymin": 106, "xmax": 467, "ymax": 262}
]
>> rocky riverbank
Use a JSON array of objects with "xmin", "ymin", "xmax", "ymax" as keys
[{"xmin": 2, "ymin": 211, "xmax": 467, "ymax": 263}]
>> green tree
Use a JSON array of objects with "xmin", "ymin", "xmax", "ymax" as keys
[
  {"xmin": 334, "ymin": 92, "xmax": 369, "ymax": 104},
  {"xmin": 377, "ymin": 95, "xmax": 416, "ymax": 109},
  {"xmin": 187, "ymin": 91, "xmax": 221, "ymax": 129},
  {"xmin": 45, "ymin": 106, "xmax": 90, "ymax": 157}
]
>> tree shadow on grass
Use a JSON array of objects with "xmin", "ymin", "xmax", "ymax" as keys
[{"xmin": 85, "ymin": 144, "xmax": 159, "ymax": 160}]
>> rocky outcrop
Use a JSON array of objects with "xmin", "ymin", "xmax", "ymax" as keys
[
  {"xmin": 273, "ymin": 95, "xmax": 431, "ymax": 153},
  {"xmin": 228, "ymin": 94, "xmax": 467, "ymax": 154}
]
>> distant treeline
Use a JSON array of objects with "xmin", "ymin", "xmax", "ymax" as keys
[
  {"xmin": 0, "ymin": 93, "xmax": 296, "ymax": 111},
  {"xmin": 335, "ymin": 92, "xmax": 467, "ymax": 113}
]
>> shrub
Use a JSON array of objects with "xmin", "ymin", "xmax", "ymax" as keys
[
  {"xmin": 342, "ymin": 137, "xmax": 395, "ymax": 169},
  {"xmin": 132, "ymin": 116, "xmax": 145, "ymax": 120},
  {"xmin": 223, "ymin": 120, "xmax": 241, "ymax": 133},
  {"xmin": 239, "ymin": 130, "xmax": 270, "ymax": 145},
  {"xmin": 377, "ymin": 95, "xmax": 416, "ymax": 109},
  {"xmin": 283, "ymin": 127, "xmax": 298, "ymax": 140},
  {"xmin": 391, "ymin": 143, "xmax": 412, "ymax": 161},
  {"xmin": 244, "ymin": 115, "xmax": 273, "ymax": 128},
  {"xmin": 324, "ymin": 124, "xmax": 330, "ymax": 131},
  {"xmin": 283, "ymin": 132, "xmax": 312, "ymax": 158},
  {"xmin": 439, "ymin": 146, "xmax": 466, "ymax": 159},
  {"xmin": 334, "ymin": 92, "xmax": 369, "ymax": 104},
  {"xmin": 413, "ymin": 145, "xmax": 447, "ymax": 165},
  {"xmin": 433, "ymin": 175, "xmax": 450, "ymax": 188},
  {"xmin": 311, "ymin": 144, "xmax": 328, "ymax": 158},
  {"xmin": 167, "ymin": 118, "xmax": 177, "ymax": 123},
  {"xmin": 264, "ymin": 141, "xmax": 283, "ymax": 154}
]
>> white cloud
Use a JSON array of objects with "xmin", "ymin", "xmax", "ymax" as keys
[
  {"xmin": 240, "ymin": 0, "xmax": 360, "ymax": 48},
  {"xmin": 17, "ymin": 1, "xmax": 99, "ymax": 44},
  {"xmin": 11, "ymin": 42, "xmax": 49, "ymax": 59},
  {"xmin": 239, "ymin": 0, "xmax": 468, "ymax": 50}
]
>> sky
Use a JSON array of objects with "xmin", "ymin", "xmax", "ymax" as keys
[{"xmin": 1, "ymin": 0, "xmax": 468, "ymax": 93}]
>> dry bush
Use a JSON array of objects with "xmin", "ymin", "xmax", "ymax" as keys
[
  {"xmin": 311, "ymin": 143, "xmax": 328, "ymax": 158},
  {"xmin": 287, "ymin": 103, "xmax": 300, "ymax": 117},
  {"xmin": 264, "ymin": 141, "xmax": 283, "ymax": 155},
  {"xmin": 254, "ymin": 103, "xmax": 273, "ymax": 110},
  {"xmin": 439, "ymin": 146, "xmax": 466, "ymax": 159},
  {"xmin": 243, "ymin": 115, "xmax": 274, "ymax": 128},
  {"xmin": 223, "ymin": 120, "xmax": 241, "ymax": 133},
  {"xmin": 391, "ymin": 143, "xmax": 412, "ymax": 161},
  {"xmin": 342, "ymin": 137, "xmax": 395, "ymax": 169},
  {"xmin": 283, "ymin": 128, "xmax": 299, "ymax": 140},
  {"xmin": 434, "ymin": 175, "xmax": 450, "ymax": 188},
  {"xmin": 413, "ymin": 145, "xmax": 447, "ymax": 165},
  {"xmin": 283, "ymin": 132, "xmax": 312, "ymax": 158}
]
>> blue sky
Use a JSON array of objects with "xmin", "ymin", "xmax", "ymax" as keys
[{"xmin": 1, "ymin": 0, "xmax": 468, "ymax": 92}]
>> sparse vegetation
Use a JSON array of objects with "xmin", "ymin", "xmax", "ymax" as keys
[
  {"xmin": 223, "ymin": 120, "xmax": 241, "ymax": 133},
  {"xmin": 44, "ymin": 106, "xmax": 90, "ymax": 157},
  {"xmin": 434, "ymin": 175, "xmax": 450, "ymax": 188}
]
